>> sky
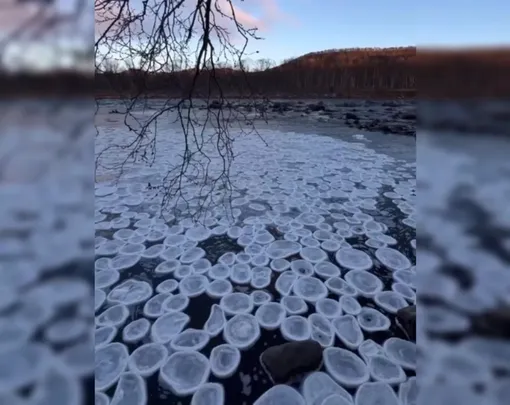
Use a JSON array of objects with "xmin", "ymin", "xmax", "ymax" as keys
[
  {"xmin": 241, "ymin": 0, "xmax": 510, "ymax": 64},
  {"xmin": 0, "ymin": 0, "xmax": 509, "ymax": 70}
]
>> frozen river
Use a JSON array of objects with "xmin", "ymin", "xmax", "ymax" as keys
[{"xmin": 94, "ymin": 105, "xmax": 418, "ymax": 405}]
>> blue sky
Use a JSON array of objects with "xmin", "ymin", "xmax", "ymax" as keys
[
  {"xmin": 242, "ymin": 0, "xmax": 510, "ymax": 63},
  {"xmin": 2, "ymin": 0, "xmax": 509, "ymax": 70}
]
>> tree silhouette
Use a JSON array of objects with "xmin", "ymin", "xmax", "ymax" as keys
[{"xmin": 95, "ymin": 0, "xmax": 270, "ymax": 222}]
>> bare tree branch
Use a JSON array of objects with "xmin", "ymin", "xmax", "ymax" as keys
[{"xmin": 95, "ymin": 0, "xmax": 270, "ymax": 223}]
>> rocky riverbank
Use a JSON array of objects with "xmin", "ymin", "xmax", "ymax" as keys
[
  {"xmin": 106, "ymin": 98, "xmax": 416, "ymax": 137},
  {"xmin": 209, "ymin": 99, "xmax": 416, "ymax": 137}
]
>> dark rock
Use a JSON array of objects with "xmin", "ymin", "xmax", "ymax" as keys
[
  {"xmin": 345, "ymin": 112, "xmax": 358, "ymax": 120},
  {"xmin": 401, "ymin": 112, "xmax": 417, "ymax": 120},
  {"xmin": 472, "ymin": 306, "xmax": 510, "ymax": 338},
  {"xmin": 307, "ymin": 101, "xmax": 326, "ymax": 112},
  {"xmin": 396, "ymin": 305, "xmax": 416, "ymax": 341},
  {"xmin": 260, "ymin": 340, "xmax": 323, "ymax": 384},
  {"xmin": 382, "ymin": 101, "xmax": 399, "ymax": 107},
  {"xmin": 271, "ymin": 101, "xmax": 292, "ymax": 113},
  {"xmin": 255, "ymin": 102, "xmax": 268, "ymax": 113},
  {"xmin": 208, "ymin": 100, "xmax": 222, "ymax": 109}
]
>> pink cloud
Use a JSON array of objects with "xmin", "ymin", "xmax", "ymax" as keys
[{"xmin": 96, "ymin": 0, "xmax": 294, "ymax": 39}]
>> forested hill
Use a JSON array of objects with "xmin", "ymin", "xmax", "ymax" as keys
[
  {"xmin": 93, "ymin": 47, "xmax": 416, "ymax": 99},
  {"xmin": 1, "ymin": 47, "xmax": 508, "ymax": 99},
  {"xmin": 276, "ymin": 47, "xmax": 415, "ymax": 70}
]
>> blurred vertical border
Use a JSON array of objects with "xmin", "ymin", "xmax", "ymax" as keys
[
  {"xmin": 417, "ymin": 46, "xmax": 510, "ymax": 404},
  {"xmin": 0, "ymin": 1, "xmax": 94, "ymax": 405}
]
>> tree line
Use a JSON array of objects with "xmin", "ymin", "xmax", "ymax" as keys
[
  {"xmin": 95, "ymin": 47, "xmax": 416, "ymax": 99},
  {"xmin": 1, "ymin": 47, "xmax": 509, "ymax": 99}
]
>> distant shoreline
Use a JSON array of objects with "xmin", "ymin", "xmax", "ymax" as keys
[{"xmin": 95, "ymin": 90, "xmax": 416, "ymax": 101}]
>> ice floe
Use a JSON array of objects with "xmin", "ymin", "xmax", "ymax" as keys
[
  {"xmin": 160, "ymin": 351, "xmax": 210, "ymax": 396},
  {"xmin": 325, "ymin": 277, "xmax": 357, "ymax": 296},
  {"xmin": 151, "ymin": 312, "xmax": 190, "ymax": 343},
  {"xmin": 301, "ymin": 371, "xmax": 353, "ymax": 405},
  {"xmin": 323, "ymin": 347, "xmax": 369, "ymax": 388},
  {"xmin": 191, "ymin": 382, "xmax": 225, "ymax": 405},
  {"xmin": 300, "ymin": 247, "xmax": 328, "ymax": 263},
  {"xmin": 143, "ymin": 293, "xmax": 170, "ymax": 318},
  {"xmin": 391, "ymin": 282, "xmax": 416, "ymax": 302},
  {"xmin": 281, "ymin": 315, "xmax": 312, "ymax": 341},
  {"xmin": 209, "ymin": 344, "xmax": 241, "ymax": 378},
  {"xmin": 335, "ymin": 248, "xmax": 373, "ymax": 271},
  {"xmin": 191, "ymin": 259, "xmax": 212, "ymax": 274},
  {"xmin": 251, "ymin": 266, "xmax": 272, "ymax": 289},
  {"xmin": 339, "ymin": 296, "xmax": 361, "ymax": 315},
  {"xmin": 373, "ymin": 291, "xmax": 408, "ymax": 314},
  {"xmin": 208, "ymin": 263, "xmax": 231, "ymax": 280},
  {"xmin": 315, "ymin": 298, "xmax": 343, "ymax": 319},
  {"xmin": 156, "ymin": 279, "xmax": 179, "ymax": 294},
  {"xmin": 96, "ymin": 304, "xmax": 130, "ymax": 328},
  {"xmin": 356, "ymin": 307, "xmax": 391, "ymax": 332},
  {"xmin": 344, "ymin": 270, "xmax": 383, "ymax": 298},
  {"xmin": 331, "ymin": 314, "xmax": 364, "ymax": 349},
  {"xmin": 255, "ymin": 302, "xmax": 286, "ymax": 330},
  {"xmin": 220, "ymin": 293, "xmax": 254, "ymax": 316},
  {"xmin": 162, "ymin": 294, "xmax": 190, "ymax": 313},
  {"xmin": 293, "ymin": 276, "xmax": 328, "ymax": 303},
  {"xmin": 358, "ymin": 339, "xmax": 386, "ymax": 364},
  {"xmin": 179, "ymin": 275, "xmax": 209, "ymax": 297},
  {"xmin": 128, "ymin": 343, "xmax": 168, "ymax": 377},
  {"xmin": 95, "ymin": 270, "xmax": 120, "ymax": 289},
  {"xmin": 251, "ymin": 290, "xmax": 272, "ymax": 306},
  {"xmin": 122, "ymin": 318, "xmax": 151, "ymax": 343},
  {"xmin": 119, "ymin": 243, "xmax": 146, "ymax": 256},
  {"xmin": 367, "ymin": 355, "xmax": 406, "ymax": 385},
  {"xmin": 107, "ymin": 279, "xmax": 153, "ymax": 306},
  {"xmin": 95, "ymin": 392, "xmax": 110, "ymax": 405},
  {"xmin": 95, "ymin": 326, "xmax": 117, "ymax": 349},
  {"xmin": 110, "ymin": 372, "xmax": 147, "ymax": 405},
  {"xmin": 204, "ymin": 305, "xmax": 227, "ymax": 337},
  {"xmin": 355, "ymin": 382, "xmax": 400, "ymax": 405},
  {"xmin": 308, "ymin": 313, "xmax": 335, "ymax": 348},
  {"xmin": 170, "ymin": 328, "xmax": 210, "ymax": 352},
  {"xmin": 290, "ymin": 260, "xmax": 315, "ymax": 277},
  {"xmin": 398, "ymin": 377, "xmax": 418, "ymax": 405},
  {"xmin": 230, "ymin": 263, "xmax": 252, "ymax": 284},
  {"xmin": 254, "ymin": 385, "xmax": 305, "ymax": 405},
  {"xmin": 219, "ymin": 252, "xmax": 236, "ymax": 266},
  {"xmin": 206, "ymin": 279, "xmax": 233, "ymax": 298},
  {"xmin": 180, "ymin": 247, "xmax": 206, "ymax": 264},
  {"xmin": 95, "ymin": 342, "xmax": 130, "ymax": 391},
  {"xmin": 281, "ymin": 296, "xmax": 308, "ymax": 315},
  {"xmin": 375, "ymin": 247, "xmax": 412, "ymax": 271},
  {"xmin": 141, "ymin": 244, "xmax": 165, "ymax": 259},
  {"xmin": 185, "ymin": 226, "xmax": 211, "ymax": 242},
  {"xmin": 223, "ymin": 313, "xmax": 260, "ymax": 350},
  {"xmin": 155, "ymin": 260, "xmax": 180, "ymax": 274},
  {"xmin": 383, "ymin": 337, "xmax": 417, "ymax": 371},
  {"xmin": 266, "ymin": 240, "xmax": 302, "ymax": 259},
  {"xmin": 110, "ymin": 254, "xmax": 141, "ymax": 271}
]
